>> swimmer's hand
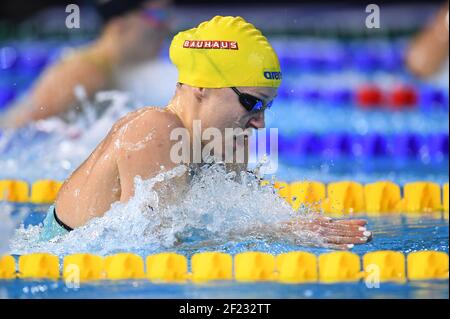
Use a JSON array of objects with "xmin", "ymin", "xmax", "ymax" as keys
[{"xmin": 283, "ymin": 216, "xmax": 372, "ymax": 250}]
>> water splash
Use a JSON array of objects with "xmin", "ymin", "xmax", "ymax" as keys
[
  {"xmin": 0, "ymin": 90, "xmax": 137, "ymax": 182},
  {"xmin": 9, "ymin": 163, "xmax": 326, "ymax": 256},
  {"xmin": 0, "ymin": 202, "xmax": 28, "ymax": 254}
]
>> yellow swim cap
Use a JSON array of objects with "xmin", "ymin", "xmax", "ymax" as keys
[{"xmin": 169, "ymin": 16, "xmax": 281, "ymax": 88}]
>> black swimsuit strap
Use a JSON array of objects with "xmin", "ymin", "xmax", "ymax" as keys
[{"xmin": 53, "ymin": 206, "xmax": 74, "ymax": 232}]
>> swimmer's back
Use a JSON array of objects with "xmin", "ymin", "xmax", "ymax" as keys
[{"xmin": 55, "ymin": 106, "xmax": 184, "ymax": 228}]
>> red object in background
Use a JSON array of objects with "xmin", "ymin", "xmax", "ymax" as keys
[
  {"xmin": 389, "ymin": 86, "xmax": 418, "ymax": 109},
  {"xmin": 356, "ymin": 86, "xmax": 383, "ymax": 108}
]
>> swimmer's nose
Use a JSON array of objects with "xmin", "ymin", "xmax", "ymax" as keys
[{"xmin": 247, "ymin": 112, "xmax": 265, "ymax": 129}]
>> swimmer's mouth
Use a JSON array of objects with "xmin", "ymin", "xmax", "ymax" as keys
[{"xmin": 245, "ymin": 120, "xmax": 258, "ymax": 130}]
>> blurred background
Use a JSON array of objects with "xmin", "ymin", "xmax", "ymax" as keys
[{"xmin": 0, "ymin": 0, "xmax": 448, "ymax": 185}]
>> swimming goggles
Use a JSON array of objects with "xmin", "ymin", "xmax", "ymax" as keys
[{"xmin": 231, "ymin": 87, "xmax": 274, "ymax": 112}]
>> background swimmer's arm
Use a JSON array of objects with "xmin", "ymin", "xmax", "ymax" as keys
[
  {"xmin": 406, "ymin": 3, "xmax": 449, "ymax": 78},
  {"xmin": 1, "ymin": 51, "xmax": 109, "ymax": 128}
]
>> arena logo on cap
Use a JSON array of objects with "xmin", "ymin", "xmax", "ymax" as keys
[
  {"xmin": 263, "ymin": 71, "xmax": 282, "ymax": 80},
  {"xmin": 183, "ymin": 40, "xmax": 239, "ymax": 50}
]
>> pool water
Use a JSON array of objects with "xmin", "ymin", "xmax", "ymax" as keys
[
  {"xmin": 2, "ymin": 276, "xmax": 448, "ymax": 299},
  {"xmin": 0, "ymin": 202, "xmax": 448, "ymax": 299}
]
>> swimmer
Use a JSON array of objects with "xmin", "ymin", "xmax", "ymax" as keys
[
  {"xmin": 0, "ymin": 0, "xmax": 172, "ymax": 129},
  {"xmin": 406, "ymin": 2, "xmax": 449, "ymax": 79},
  {"xmin": 41, "ymin": 16, "xmax": 372, "ymax": 249}
]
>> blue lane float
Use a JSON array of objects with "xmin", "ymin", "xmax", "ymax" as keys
[{"xmin": 278, "ymin": 132, "xmax": 449, "ymax": 159}]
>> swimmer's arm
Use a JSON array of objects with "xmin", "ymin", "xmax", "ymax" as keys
[
  {"xmin": 233, "ymin": 217, "xmax": 371, "ymax": 250},
  {"xmin": 2, "ymin": 50, "xmax": 109, "ymax": 128},
  {"xmin": 406, "ymin": 3, "xmax": 449, "ymax": 78},
  {"xmin": 281, "ymin": 217, "xmax": 372, "ymax": 249},
  {"xmin": 116, "ymin": 114, "xmax": 182, "ymax": 203}
]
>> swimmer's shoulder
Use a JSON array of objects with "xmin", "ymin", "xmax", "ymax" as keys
[
  {"xmin": 127, "ymin": 106, "xmax": 184, "ymax": 134},
  {"xmin": 142, "ymin": 106, "xmax": 183, "ymax": 126},
  {"xmin": 110, "ymin": 107, "xmax": 168, "ymax": 132},
  {"xmin": 113, "ymin": 106, "xmax": 182, "ymax": 128},
  {"xmin": 110, "ymin": 106, "xmax": 184, "ymax": 152}
]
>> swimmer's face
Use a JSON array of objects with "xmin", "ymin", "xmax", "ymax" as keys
[
  {"xmin": 203, "ymin": 86, "xmax": 277, "ymax": 130},
  {"xmin": 198, "ymin": 86, "xmax": 277, "ymax": 158}
]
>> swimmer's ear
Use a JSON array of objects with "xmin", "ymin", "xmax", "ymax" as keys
[{"xmin": 192, "ymin": 87, "xmax": 208, "ymax": 102}]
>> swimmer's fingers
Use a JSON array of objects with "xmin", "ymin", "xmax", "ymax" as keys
[
  {"xmin": 286, "ymin": 219, "xmax": 373, "ymax": 244},
  {"xmin": 332, "ymin": 219, "xmax": 367, "ymax": 226},
  {"xmin": 324, "ymin": 234, "xmax": 371, "ymax": 245},
  {"xmin": 317, "ymin": 226, "xmax": 371, "ymax": 239},
  {"xmin": 305, "ymin": 219, "xmax": 370, "ymax": 233},
  {"xmin": 298, "ymin": 221, "xmax": 359, "ymax": 233},
  {"xmin": 323, "ymin": 223, "xmax": 371, "ymax": 236},
  {"xmin": 311, "ymin": 216, "xmax": 367, "ymax": 227}
]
